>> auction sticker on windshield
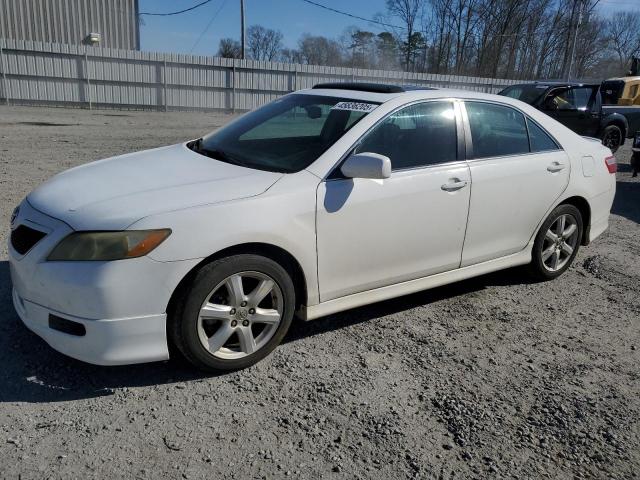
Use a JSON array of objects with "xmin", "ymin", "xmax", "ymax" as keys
[{"xmin": 331, "ymin": 102, "xmax": 378, "ymax": 112}]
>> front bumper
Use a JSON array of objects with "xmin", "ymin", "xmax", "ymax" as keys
[
  {"xmin": 12, "ymin": 287, "xmax": 168, "ymax": 365},
  {"xmin": 8, "ymin": 200, "xmax": 201, "ymax": 366}
]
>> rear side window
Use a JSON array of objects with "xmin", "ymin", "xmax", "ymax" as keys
[
  {"xmin": 465, "ymin": 102, "xmax": 529, "ymax": 158},
  {"xmin": 355, "ymin": 101, "xmax": 457, "ymax": 170},
  {"xmin": 527, "ymin": 118, "xmax": 559, "ymax": 152}
]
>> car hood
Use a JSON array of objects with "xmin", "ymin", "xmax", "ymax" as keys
[{"xmin": 28, "ymin": 143, "xmax": 283, "ymax": 230}]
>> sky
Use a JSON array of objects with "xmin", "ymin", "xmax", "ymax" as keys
[
  {"xmin": 139, "ymin": 0, "xmax": 389, "ymax": 56},
  {"xmin": 139, "ymin": 0, "xmax": 640, "ymax": 57}
]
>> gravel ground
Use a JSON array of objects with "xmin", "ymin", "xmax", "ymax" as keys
[{"xmin": 0, "ymin": 105, "xmax": 638, "ymax": 479}]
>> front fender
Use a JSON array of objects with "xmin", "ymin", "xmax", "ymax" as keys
[{"xmin": 127, "ymin": 171, "xmax": 321, "ymax": 305}]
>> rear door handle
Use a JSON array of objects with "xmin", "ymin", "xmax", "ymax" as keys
[
  {"xmin": 441, "ymin": 179, "xmax": 468, "ymax": 192},
  {"xmin": 547, "ymin": 162, "xmax": 566, "ymax": 173}
]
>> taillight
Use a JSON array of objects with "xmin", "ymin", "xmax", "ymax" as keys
[{"xmin": 604, "ymin": 155, "xmax": 617, "ymax": 174}]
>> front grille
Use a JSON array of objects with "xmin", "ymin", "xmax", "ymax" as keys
[{"xmin": 10, "ymin": 225, "xmax": 47, "ymax": 255}]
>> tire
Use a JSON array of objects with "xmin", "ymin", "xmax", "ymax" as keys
[
  {"xmin": 169, "ymin": 254, "xmax": 296, "ymax": 372},
  {"xmin": 528, "ymin": 204, "xmax": 583, "ymax": 280},
  {"xmin": 601, "ymin": 125, "xmax": 623, "ymax": 153}
]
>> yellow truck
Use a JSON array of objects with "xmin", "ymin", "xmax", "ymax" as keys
[{"xmin": 601, "ymin": 77, "xmax": 640, "ymax": 106}]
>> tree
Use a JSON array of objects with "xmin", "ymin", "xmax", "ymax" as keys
[
  {"xmin": 298, "ymin": 34, "xmax": 344, "ymax": 66},
  {"xmin": 403, "ymin": 31, "xmax": 427, "ymax": 71},
  {"xmin": 605, "ymin": 11, "xmax": 640, "ymax": 74},
  {"xmin": 376, "ymin": 32, "xmax": 400, "ymax": 70},
  {"xmin": 385, "ymin": 0, "xmax": 424, "ymax": 70},
  {"xmin": 208, "ymin": 0, "xmax": 632, "ymax": 80},
  {"xmin": 347, "ymin": 29, "xmax": 376, "ymax": 68},
  {"xmin": 280, "ymin": 48, "xmax": 304, "ymax": 64},
  {"xmin": 247, "ymin": 25, "xmax": 284, "ymax": 61},
  {"xmin": 217, "ymin": 38, "xmax": 241, "ymax": 59}
]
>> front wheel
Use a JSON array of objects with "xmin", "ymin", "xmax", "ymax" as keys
[
  {"xmin": 528, "ymin": 205, "xmax": 583, "ymax": 280},
  {"xmin": 601, "ymin": 125, "xmax": 622, "ymax": 153},
  {"xmin": 170, "ymin": 254, "xmax": 296, "ymax": 371}
]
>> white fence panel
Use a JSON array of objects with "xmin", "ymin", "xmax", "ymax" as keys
[{"xmin": 0, "ymin": 38, "xmax": 524, "ymax": 111}]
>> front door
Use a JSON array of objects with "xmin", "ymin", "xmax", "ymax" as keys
[
  {"xmin": 316, "ymin": 101, "xmax": 471, "ymax": 302},
  {"xmin": 540, "ymin": 86, "xmax": 600, "ymax": 137}
]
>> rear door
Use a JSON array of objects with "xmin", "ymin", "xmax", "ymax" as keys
[{"xmin": 460, "ymin": 101, "xmax": 570, "ymax": 267}]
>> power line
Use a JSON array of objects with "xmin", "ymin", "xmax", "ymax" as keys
[
  {"xmin": 189, "ymin": 0, "xmax": 229, "ymax": 53},
  {"xmin": 139, "ymin": 0, "xmax": 216, "ymax": 16},
  {"xmin": 297, "ymin": 0, "xmax": 405, "ymax": 31}
]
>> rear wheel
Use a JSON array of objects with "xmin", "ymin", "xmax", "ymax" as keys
[
  {"xmin": 528, "ymin": 204, "xmax": 583, "ymax": 280},
  {"xmin": 170, "ymin": 254, "xmax": 295, "ymax": 371},
  {"xmin": 601, "ymin": 125, "xmax": 622, "ymax": 153}
]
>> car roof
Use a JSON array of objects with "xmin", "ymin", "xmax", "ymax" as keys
[
  {"xmin": 506, "ymin": 81, "xmax": 600, "ymax": 89},
  {"xmin": 298, "ymin": 83, "xmax": 528, "ymax": 106}
]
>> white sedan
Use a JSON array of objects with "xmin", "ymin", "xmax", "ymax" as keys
[{"xmin": 8, "ymin": 83, "xmax": 616, "ymax": 371}]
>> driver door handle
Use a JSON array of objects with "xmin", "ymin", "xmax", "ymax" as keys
[
  {"xmin": 441, "ymin": 179, "xmax": 468, "ymax": 191},
  {"xmin": 547, "ymin": 162, "xmax": 566, "ymax": 173}
]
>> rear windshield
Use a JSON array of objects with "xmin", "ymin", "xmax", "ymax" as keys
[
  {"xmin": 499, "ymin": 85, "xmax": 547, "ymax": 105},
  {"xmin": 601, "ymin": 80, "xmax": 625, "ymax": 105},
  {"xmin": 195, "ymin": 94, "xmax": 378, "ymax": 173}
]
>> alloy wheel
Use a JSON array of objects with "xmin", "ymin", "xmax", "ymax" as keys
[
  {"xmin": 196, "ymin": 271, "xmax": 283, "ymax": 359},
  {"xmin": 603, "ymin": 129, "xmax": 621, "ymax": 151},
  {"xmin": 541, "ymin": 214, "xmax": 579, "ymax": 272}
]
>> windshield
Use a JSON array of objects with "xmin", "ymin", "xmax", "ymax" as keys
[
  {"xmin": 192, "ymin": 94, "xmax": 378, "ymax": 173},
  {"xmin": 499, "ymin": 85, "xmax": 547, "ymax": 105}
]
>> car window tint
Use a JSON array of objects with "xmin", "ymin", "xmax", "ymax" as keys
[
  {"xmin": 355, "ymin": 102, "xmax": 457, "ymax": 170},
  {"xmin": 527, "ymin": 118, "xmax": 559, "ymax": 152},
  {"xmin": 546, "ymin": 87, "xmax": 594, "ymax": 111},
  {"xmin": 465, "ymin": 102, "xmax": 529, "ymax": 158},
  {"xmin": 499, "ymin": 85, "xmax": 547, "ymax": 104},
  {"xmin": 201, "ymin": 94, "xmax": 377, "ymax": 173},
  {"xmin": 240, "ymin": 104, "xmax": 334, "ymax": 140},
  {"xmin": 571, "ymin": 87, "xmax": 594, "ymax": 110},
  {"xmin": 555, "ymin": 89, "xmax": 576, "ymax": 110}
]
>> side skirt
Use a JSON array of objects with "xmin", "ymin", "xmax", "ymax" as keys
[{"xmin": 299, "ymin": 248, "xmax": 532, "ymax": 321}]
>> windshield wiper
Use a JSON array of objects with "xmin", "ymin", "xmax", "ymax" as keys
[{"xmin": 190, "ymin": 138, "xmax": 248, "ymax": 168}]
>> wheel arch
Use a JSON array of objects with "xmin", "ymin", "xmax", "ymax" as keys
[
  {"xmin": 558, "ymin": 196, "xmax": 591, "ymax": 245},
  {"xmin": 602, "ymin": 115, "xmax": 628, "ymax": 139},
  {"xmin": 166, "ymin": 242, "xmax": 309, "ymax": 319}
]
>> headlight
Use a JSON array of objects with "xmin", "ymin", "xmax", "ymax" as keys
[{"xmin": 47, "ymin": 229, "xmax": 171, "ymax": 261}]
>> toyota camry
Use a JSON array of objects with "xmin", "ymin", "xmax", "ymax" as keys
[{"xmin": 8, "ymin": 83, "xmax": 616, "ymax": 371}]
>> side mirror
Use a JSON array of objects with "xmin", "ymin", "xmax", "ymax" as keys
[{"xmin": 341, "ymin": 152, "xmax": 391, "ymax": 179}]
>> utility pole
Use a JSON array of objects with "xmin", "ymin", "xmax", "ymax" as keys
[
  {"xmin": 240, "ymin": 0, "xmax": 246, "ymax": 60},
  {"xmin": 566, "ymin": 0, "xmax": 584, "ymax": 81}
]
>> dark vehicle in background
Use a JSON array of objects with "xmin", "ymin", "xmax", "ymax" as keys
[
  {"xmin": 499, "ymin": 82, "xmax": 640, "ymax": 153},
  {"xmin": 601, "ymin": 77, "xmax": 640, "ymax": 106}
]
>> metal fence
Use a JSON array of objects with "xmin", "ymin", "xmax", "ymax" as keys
[{"xmin": 0, "ymin": 38, "xmax": 523, "ymax": 112}]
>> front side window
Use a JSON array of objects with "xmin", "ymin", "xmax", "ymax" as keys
[
  {"xmin": 195, "ymin": 94, "xmax": 377, "ymax": 173},
  {"xmin": 465, "ymin": 102, "xmax": 529, "ymax": 158},
  {"xmin": 355, "ymin": 101, "xmax": 458, "ymax": 170},
  {"xmin": 543, "ymin": 87, "xmax": 596, "ymax": 111}
]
